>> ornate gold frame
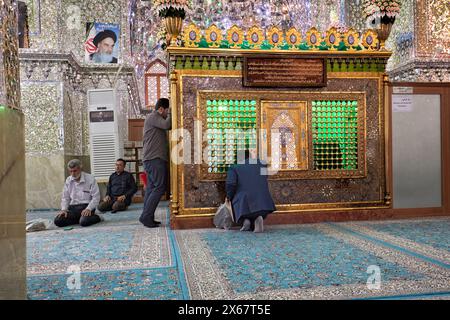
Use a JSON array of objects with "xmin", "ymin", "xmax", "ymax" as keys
[
  {"xmin": 286, "ymin": 27, "xmax": 302, "ymax": 47},
  {"xmin": 247, "ymin": 25, "xmax": 264, "ymax": 47},
  {"xmin": 171, "ymin": 69, "xmax": 387, "ymax": 216},
  {"xmin": 168, "ymin": 46, "xmax": 392, "ymax": 57},
  {"xmin": 306, "ymin": 27, "xmax": 322, "ymax": 48},
  {"xmin": 260, "ymin": 100, "xmax": 309, "ymax": 171},
  {"xmin": 196, "ymin": 90, "xmax": 366, "ymax": 181},
  {"xmin": 267, "ymin": 26, "xmax": 283, "ymax": 47},
  {"xmin": 184, "ymin": 23, "xmax": 202, "ymax": 48},
  {"xmin": 325, "ymin": 27, "xmax": 341, "ymax": 50},
  {"xmin": 205, "ymin": 24, "xmax": 223, "ymax": 47},
  {"xmin": 226, "ymin": 25, "xmax": 244, "ymax": 47},
  {"xmin": 361, "ymin": 29, "xmax": 379, "ymax": 50},
  {"xmin": 343, "ymin": 28, "xmax": 360, "ymax": 51}
]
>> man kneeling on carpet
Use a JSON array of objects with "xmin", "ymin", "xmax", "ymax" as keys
[
  {"xmin": 225, "ymin": 148, "xmax": 276, "ymax": 233},
  {"xmin": 54, "ymin": 159, "xmax": 101, "ymax": 227},
  {"xmin": 97, "ymin": 158, "xmax": 137, "ymax": 213}
]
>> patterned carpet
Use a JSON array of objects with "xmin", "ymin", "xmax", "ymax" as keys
[
  {"xmin": 27, "ymin": 202, "xmax": 189, "ymax": 300},
  {"xmin": 176, "ymin": 218, "xmax": 450, "ymax": 300},
  {"xmin": 27, "ymin": 206, "xmax": 450, "ymax": 300}
]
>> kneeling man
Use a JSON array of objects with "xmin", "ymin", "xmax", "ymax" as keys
[
  {"xmin": 98, "ymin": 158, "xmax": 137, "ymax": 213},
  {"xmin": 54, "ymin": 159, "xmax": 101, "ymax": 227}
]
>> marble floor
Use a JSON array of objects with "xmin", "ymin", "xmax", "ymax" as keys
[{"xmin": 26, "ymin": 204, "xmax": 450, "ymax": 300}]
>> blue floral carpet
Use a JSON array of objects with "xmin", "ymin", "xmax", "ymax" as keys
[
  {"xmin": 28, "ymin": 268, "xmax": 182, "ymax": 300},
  {"xmin": 176, "ymin": 218, "xmax": 450, "ymax": 299},
  {"xmin": 27, "ymin": 206, "xmax": 450, "ymax": 300},
  {"xmin": 358, "ymin": 219, "xmax": 450, "ymax": 252},
  {"xmin": 27, "ymin": 203, "xmax": 189, "ymax": 300},
  {"xmin": 201, "ymin": 227, "xmax": 422, "ymax": 293}
]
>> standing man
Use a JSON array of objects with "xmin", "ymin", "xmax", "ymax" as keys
[
  {"xmin": 54, "ymin": 159, "xmax": 102, "ymax": 227},
  {"xmin": 98, "ymin": 158, "xmax": 138, "ymax": 213},
  {"xmin": 139, "ymin": 98, "xmax": 171, "ymax": 228}
]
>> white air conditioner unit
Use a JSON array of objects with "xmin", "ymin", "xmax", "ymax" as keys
[{"xmin": 87, "ymin": 89, "xmax": 123, "ymax": 181}]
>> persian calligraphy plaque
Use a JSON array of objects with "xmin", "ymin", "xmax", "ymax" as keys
[{"xmin": 243, "ymin": 56, "xmax": 326, "ymax": 87}]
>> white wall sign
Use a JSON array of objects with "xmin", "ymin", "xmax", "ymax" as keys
[
  {"xmin": 393, "ymin": 87, "xmax": 413, "ymax": 94},
  {"xmin": 392, "ymin": 95, "xmax": 413, "ymax": 112}
]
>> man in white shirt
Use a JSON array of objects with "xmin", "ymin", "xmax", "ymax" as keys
[{"xmin": 54, "ymin": 159, "xmax": 101, "ymax": 227}]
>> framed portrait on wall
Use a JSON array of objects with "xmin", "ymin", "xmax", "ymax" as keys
[{"xmin": 85, "ymin": 22, "xmax": 120, "ymax": 64}]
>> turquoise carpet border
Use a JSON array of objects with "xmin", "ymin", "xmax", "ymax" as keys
[
  {"xmin": 328, "ymin": 223, "xmax": 450, "ymax": 269},
  {"xmin": 166, "ymin": 208, "xmax": 191, "ymax": 299}
]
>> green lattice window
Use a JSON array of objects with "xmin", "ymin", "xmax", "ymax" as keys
[
  {"xmin": 312, "ymin": 100, "xmax": 358, "ymax": 170},
  {"xmin": 206, "ymin": 99, "xmax": 257, "ymax": 173}
]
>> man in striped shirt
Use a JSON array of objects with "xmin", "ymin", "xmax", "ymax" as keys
[{"xmin": 54, "ymin": 159, "xmax": 101, "ymax": 227}]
